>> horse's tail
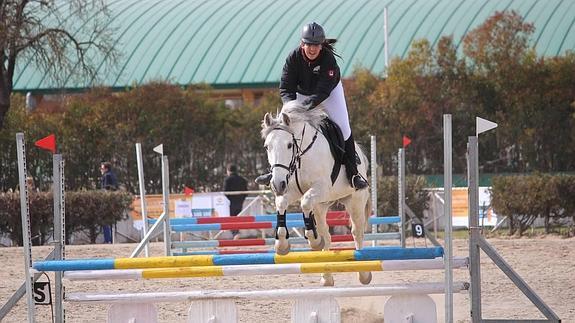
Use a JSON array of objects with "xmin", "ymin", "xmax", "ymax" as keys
[
  {"xmin": 365, "ymin": 187, "xmax": 372, "ymax": 219},
  {"xmin": 354, "ymin": 143, "xmax": 372, "ymax": 221},
  {"xmin": 355, "ymin": 143, "xmax": 370, "ymax": 176}
]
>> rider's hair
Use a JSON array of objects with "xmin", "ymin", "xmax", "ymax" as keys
[{"xmin": 322, "ymin": 39, "xmax": 341, "ymax": 59}]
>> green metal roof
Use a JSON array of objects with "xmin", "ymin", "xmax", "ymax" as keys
[{"xmin": 13, "ymin": 0, "xmax": 575, "ymax": 93}]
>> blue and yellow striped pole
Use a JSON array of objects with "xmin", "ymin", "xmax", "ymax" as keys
[
  {"xmin": 34, "ymin": 247, "xmax": 443, "ymax": 272},
  {"xmin": 64, "ymin": 257, "xmax": 468, "ymax": 281}
]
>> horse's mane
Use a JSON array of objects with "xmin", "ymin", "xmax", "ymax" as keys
[{"xmin": 261, "ymin": 101, "xmax": 328, "ymax": 139}]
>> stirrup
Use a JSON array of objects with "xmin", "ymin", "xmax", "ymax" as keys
[
  {"xmin": 255, "ymin": 173, "xmax": 272, "ymax": 185},
  {"xmin": 351, "ymin": 174, "xmax": 368, "ymax": 190}
]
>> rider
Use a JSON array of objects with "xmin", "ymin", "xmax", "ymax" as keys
[{"xmin": 255, "ymin": 22, "xmax": 368, "ymax": 190}]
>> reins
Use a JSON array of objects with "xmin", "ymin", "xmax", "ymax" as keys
[{"xmin": 269, "ymin": 124, "xmax": 319, "ymax": 195}]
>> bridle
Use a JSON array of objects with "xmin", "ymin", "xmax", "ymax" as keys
[{"xmin": 268, "ymin": 124, "xmax": 318, "ymax": 195}]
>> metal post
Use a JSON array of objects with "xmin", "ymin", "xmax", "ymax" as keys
[
  {"xmin": 16, "ymin": 133, "xmax": 35, "ymax": 322},
  {"xmin": 443, "ymin": 115, "xmax": 453, "ymax": 323},
  {"xmin": 398, "ymin": 148, "xmax": 406, "ymax": 248},
  {"xmin": 161, "ymin": 155, "xmax": 172, "ymax": 256},
  {"xmin": 53, "ymin": 155, "xmax": 65, "ymax": 323},
  {"xmin": 135, "ymin": 143, "xmax": 150, "ymax": 257},
  {"xmin": 384, "ymin": 7, "xmax": 389, "ymax": 75},
  {"xmin": 370, "ymin": 136, "xmax": 378, "ymax": 247},
  {"xmin": 468, "ymin": 136, "xmax": 482, "ymax": 323}
]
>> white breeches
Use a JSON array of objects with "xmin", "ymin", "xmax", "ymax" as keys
[{"xmin": 296, "ymin": 81, "xmax": 352, "ymax": 140}]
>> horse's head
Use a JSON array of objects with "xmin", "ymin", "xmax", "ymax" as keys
[
  {"xmin": 261, "ymin": 112, "xmax": 294, "ymax": 195},
  {"xmin": 261, "ymin": 101, "xmax": 327, "ymax": 195}
]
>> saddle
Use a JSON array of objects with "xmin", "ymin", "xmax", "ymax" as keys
[{"xmin": 319, "ymin": 118, "xmax": 346, "ymax": 184}]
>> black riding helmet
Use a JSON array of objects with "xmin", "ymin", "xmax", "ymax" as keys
[{"xmin": 301, "ymin": 22, "xmax": 325, "ymax": 45}]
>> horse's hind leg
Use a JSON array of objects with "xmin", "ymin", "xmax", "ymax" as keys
[
  {"xmin": 343, "ymin": 190, "xmax": 372, "ymax": 285},
  {"xmin": 312, "ymin": 203, "xmax": 334, "ymax": 286}
]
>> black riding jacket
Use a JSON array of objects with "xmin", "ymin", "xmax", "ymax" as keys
[{"xmin": 279, "ymin": 46, "xmax": 341, "ymax": 108}]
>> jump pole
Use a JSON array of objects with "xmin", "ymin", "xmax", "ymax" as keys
[
  {"xmin": 63, "ymin": 257, "xmax": 469, "ymax": 281},
  {"xmin": 33, "ymin": 247, "xmax": 445, "ymax": 272},
  {"xmin": 370, "ymin": 135, "xmax": 378, "ymax": 246},
  {"xmin": 135, "ymin": 143, "xmax": 150, "ymax": 257},
  {"xmin": 159, "ymin": 147, "xmax": 171, "ymax": 256},
  {"xmin": 167, "ymin": 216, "xmax": 398, "ymax": 232},
  {"xmin": 398, "ymin": 146, "xmax": 406, "ymax": 248},
  {"xmin": 15, "ymin": 133, "xmax": 35, "ymax": 322},
  {"xmin": 172, "ymin": 232, "xmax": 401, "ymax": 250},
  {"xmin": 52, "ymin": 149, "xmax": 65, "ymax": 323},
  {"xmin": 66, "ymin": 281, "xmax": 469, "ymax": 302},
  {"xmin": 130, "ymin": 144, "xmax": 172, "ymax": 257},
  {"xmin": 444, "ymin": 114, "xmax": 454, "ymax": 323}
]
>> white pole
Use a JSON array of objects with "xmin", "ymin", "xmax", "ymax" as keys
[
  {"xmin": 66, "ymin": 281, "xmax": 469, "ymax": 304},
  {"xmin": 135, "ymin": 143, "xmax": 149, "ymax": 257},
  {"xmin": 443, "ymin": 115, "xmax": 453, "ymax": 323},
  {"xmin": 370, "ymin": 136, "xmax": 378, "ymax": 246},
  {"xmin": 16, "ymin": 133, "xmax": 35, "ymax": 322},
  {"xmin": 384, "ymin": 6, "xmax": 389, "ymax": 75},
  {"xmin": 161, "ymin": 155, "xmax": 172, "ymax": 256},
  {"xmin": 53, "ymin": 155, "xmax": 65, "ymax": 323},
  {"xmin": 398, "ymin": 148, "xmax": 406, "ymax": 248}
]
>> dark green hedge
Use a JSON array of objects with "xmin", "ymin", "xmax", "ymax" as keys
[
  {"xmin": 0, "ymin": 190, "xmax": 133, "ymax": 245},
  {"xmin": 491, "ymin": 174, "xmax": 575, "ymax": 236},
  {"xmin": 377, "ymin": 175, "xmax": 430, "ymax": 220}
]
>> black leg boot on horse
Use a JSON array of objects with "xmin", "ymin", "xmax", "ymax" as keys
[{"xmin": 344, "ymin": 133, "xmax": 368, "ymax": 190}]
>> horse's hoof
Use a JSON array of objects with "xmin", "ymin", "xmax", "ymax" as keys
[
  {"xmin": 359, "ymin": 272, "xmax": 372, "ymax": 285},
  {"xmin": 305, "ymin": 231, "xmax": 325, "ymax": 250},
  {"xmin": 275, "ymin": 241, "xmax": 291, "ymax": 255},
  {"xmin": 313, "ymin": 236, "xmax": 325, "ymax": 250},
  {"xmin": 321, "ymin": 275, "xmax": 334, "ymax": 286}
]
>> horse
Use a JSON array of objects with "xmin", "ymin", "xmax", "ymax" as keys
[{"xmin": 260, "ymin": 101, "xmax": 372, "ymax": 286}]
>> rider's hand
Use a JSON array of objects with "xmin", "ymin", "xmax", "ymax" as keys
[{"xmin": 302, "ymin": 98, "xmax": 315, "ymax": 110}]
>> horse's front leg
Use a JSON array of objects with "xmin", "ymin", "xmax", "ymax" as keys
[
  {"xmin": 300, "ymin": 185, "xmax": 329, "ymax": 251},
  {"xmin": 274, "ymin": 193, "xmax": 296, "ymax": 255}
]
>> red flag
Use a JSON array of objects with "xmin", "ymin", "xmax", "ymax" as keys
[
  {"xmin": 35, "ymin": 134, "xmax": 56, "ymax": 154},
  {"xmin": 402, "ymin": 136, "xmax": 412, "ymax": 148},
  {"xmin": 184, "ymin": 186, "xmax": 194, "ymax": 196}
]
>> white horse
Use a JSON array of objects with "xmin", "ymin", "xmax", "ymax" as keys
[{"xmin": 261, "ymin": 101, "xmax": 372, "ymax": 286}]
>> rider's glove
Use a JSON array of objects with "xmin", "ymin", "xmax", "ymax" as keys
[{"xmin": 302, "ymin": 98, "xmax": 316, "ymax": 110}]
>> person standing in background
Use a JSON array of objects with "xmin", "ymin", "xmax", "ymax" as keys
[
  {"xmin": 100, "ymin": 161, "xmax": 118, "ymax": 243},
  {"xmin": 224, "ymin": 164, "xmax": 248, "ymax": 240}
]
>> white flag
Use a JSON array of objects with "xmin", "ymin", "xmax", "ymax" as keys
[
  {"xmin": 476, "ymin": 117, "xmax": 497, "ymax": 136},
  {"xmin": 153, "ymin": 144, "xmax": 163, "ymax": 155}
]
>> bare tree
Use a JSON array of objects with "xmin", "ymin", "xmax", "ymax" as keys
[{"xmin": 0, "ymin": 0, "xmax": 118, "ymax": 128}]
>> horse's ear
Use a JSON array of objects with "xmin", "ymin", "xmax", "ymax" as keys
[
  {"xmin": 281, "ymin": 113, "xmax": 290, "ymax": 126},
  {"xmin": 263, "ymin": 112, "xmax": 273, "ymax": 128}
]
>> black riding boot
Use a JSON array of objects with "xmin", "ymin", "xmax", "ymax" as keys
[
  {"xmin": 255, "ymin": 172, "xmax": 272, "ymax": 186},
  {"xmin": 344, "ymin": 134, "xmax": 368, "ymax": 190}
]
